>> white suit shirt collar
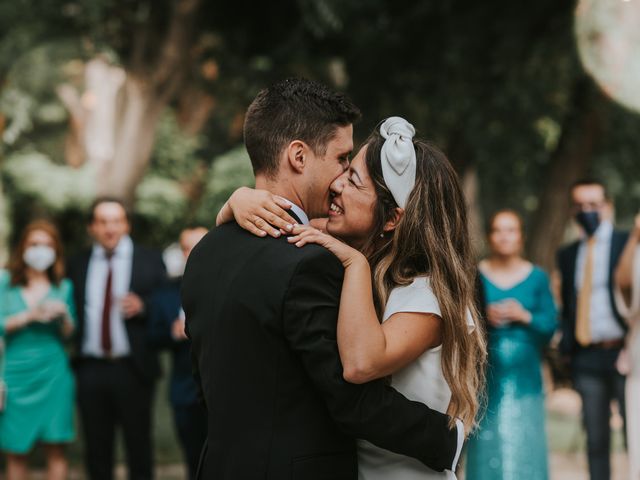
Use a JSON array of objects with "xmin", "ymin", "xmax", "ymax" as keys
[{"xmin": 279, "ymin": 198, "xmax": 309, "ymax": 226}]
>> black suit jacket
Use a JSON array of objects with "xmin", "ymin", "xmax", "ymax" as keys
[
  {"xmin": 67, "ymin": 243, "xmax": 166, "ymax": 382},
  {"xmin": 182, "ymin": 222, "xmax": 458, "ymax": 480},
  {"xmin": 557, "ymin": 229, "xmax": 628, "ymax": 358}
]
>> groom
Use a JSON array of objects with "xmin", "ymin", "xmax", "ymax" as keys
[{"xmin": 182, "ymin": 78, "xmax": 462, "ymax": 479}]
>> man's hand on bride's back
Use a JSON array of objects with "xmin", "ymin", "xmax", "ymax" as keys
[
  {"xmin": 219, "ymin": 187, "xmax": 298, "ymax": 238},
  {"xmin": 287, "ymin": 225, "xmax": 365, "ymax": 268}
]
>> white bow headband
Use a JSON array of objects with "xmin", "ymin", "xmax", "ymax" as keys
[{"xmin": 379, "ymin": 116, "xmax": 416, "ymax": 209}]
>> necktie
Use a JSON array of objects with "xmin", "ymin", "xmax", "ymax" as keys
[
  {"xmin": 575, "ymin": 237, "xmax": 595, "ymax": 347},
  {"xmin": 101, "ymin": 253, "xmax": 113, "ymax": 355}
]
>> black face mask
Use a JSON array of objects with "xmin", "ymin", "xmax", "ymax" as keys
[{"xmin": 575, "ymin": 211, "xmax": 601, "ymax": 237}]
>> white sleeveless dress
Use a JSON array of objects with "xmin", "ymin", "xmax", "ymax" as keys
[{"xmin": 357, "ymin": 277, "xmax": 473, "ymax": 480}]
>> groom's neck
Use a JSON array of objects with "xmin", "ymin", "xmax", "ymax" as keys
[{"xmin": 255, "ymin": 174, "xmax": 306, "ymax": 212}]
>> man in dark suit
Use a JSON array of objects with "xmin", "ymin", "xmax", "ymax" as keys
[
  {"xmin": 182, "ymin": 78, "xmax": 462, "ymax": 480},
  {"xmin": 557, "ymin": 179, "xmax": 628, "ymax": 480},
  {"xmin": 149, "ymin": 226, "xmax": 208, "ymax": 480},
  {"xmin": 67, "ymin": 197, "xmax": 166, "ymax": 480}
]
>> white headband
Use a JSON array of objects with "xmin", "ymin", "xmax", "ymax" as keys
[{"xmin": 379, "ymin": 116, "xmax": 416, "ymax": 209}]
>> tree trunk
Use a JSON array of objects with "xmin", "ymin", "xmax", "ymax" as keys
[
  {"xmin": 56, "ymin": 0, "xmax": 201, "ymax": 207},
  {"xmin": 461, "ymin": 166, "xmax": 485, "ymax": 258},
  {"xmin": 447, "ymin": 131, "xmax": 485, "ymax": 258},
  {"xmin": 527, "ymin": 77, "xmax": 604, "ymax": 271},
  {"xmin": 58, "ymin": 59, "xmax": 154, "ymax": 205},
  {"xmin": 103, "ymin": 77, "xmax": 164, "ymax": 204}
]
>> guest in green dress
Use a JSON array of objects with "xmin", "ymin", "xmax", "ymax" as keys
[
  {"xmin": 0, "ymin": 220, "xmax": 76, "ymax": 480},
  {"xmin": 466, "ymin": 209, "xmax": 558, "ymax": 480}
]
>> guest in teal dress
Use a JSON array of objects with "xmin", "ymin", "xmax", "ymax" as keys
[
  {"xmin": 0, "ymin": 220, "xmax": 76, "ymax": 480},
  {"xmin": 466, "ymin": 209, "xmax": 557, "ymax": 480}
]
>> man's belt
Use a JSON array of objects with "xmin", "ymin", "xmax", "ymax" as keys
[{"xmin": 588, "ymin": 339, "xmax": 625, "ymax": 350}]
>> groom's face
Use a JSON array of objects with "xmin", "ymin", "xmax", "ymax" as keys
[{"xmin": 304, "ymin": 124, "xmax": 353, "ymax": 218}]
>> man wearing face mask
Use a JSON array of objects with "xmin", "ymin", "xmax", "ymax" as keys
[
  {"xmin": 557, "ymin": 179, "xmax": 629, "ymax": 480},
  {"xmin": 66, "ymin": 198, "xmax": 166, "ymax": 480},
  {"xmin": 148, "ymin": 226, "xmax": 208, "ymax": 480}
]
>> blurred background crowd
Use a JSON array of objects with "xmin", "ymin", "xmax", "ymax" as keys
[{"xmin": 1, "ymin": 0, "xmax": 640, "ymax": 479}]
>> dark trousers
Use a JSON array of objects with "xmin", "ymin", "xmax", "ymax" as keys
[
  {"xmin": 572, "ymin": 350, "xmax": 627, "ymax": 480},
  {"xmin": 172, "ymin": 402, "xmax": 207, "ymax": 480},
  {"xmin": 76, "ymin": 359, "xmax": 155, "ymax": 480}
]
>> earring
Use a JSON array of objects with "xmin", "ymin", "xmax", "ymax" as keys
[{"xmin": 380, "ymin": 233, "xmax": 384, "ymax": 238}]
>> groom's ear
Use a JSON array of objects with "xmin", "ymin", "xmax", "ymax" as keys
[
  {"xmin": 383, "ymin": 207, "xmax": 405, "ymax": 233},
  {"xmin": 285, "ymin": 140, "xmax": 307, "ymax": 174}
]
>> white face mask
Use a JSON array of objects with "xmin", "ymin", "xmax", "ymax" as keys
[
  {"xmin": 163, "ymin": 244, "xmax": 186, "ymax": 278},
  {"xmin": 23, "ymin": 245, "xmax": 56, "ymax": 272}
]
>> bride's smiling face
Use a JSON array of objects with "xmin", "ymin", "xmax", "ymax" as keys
[{"xmin": 326, "ymin": 145, "xmax": 377, "ymax": 249}]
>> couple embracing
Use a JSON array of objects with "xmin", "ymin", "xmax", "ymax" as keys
[{"xmin": 181, "ymin": 78, "xmax": 486, "ymax": 480}]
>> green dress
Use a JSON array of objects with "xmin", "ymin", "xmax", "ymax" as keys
[
  {"xmin": 0, "ymin": 272, "xmax": 77, "ymax": 453},
  {"xmin": 466, "ymin": 266, "xmax": 557, "ymax": 480}
]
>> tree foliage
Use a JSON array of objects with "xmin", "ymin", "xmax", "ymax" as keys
[{"xmin": 1, "ymin": 0, "xmax": 639, "ymax": 264}]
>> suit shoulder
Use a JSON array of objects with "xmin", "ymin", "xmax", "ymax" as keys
[
  {"xmin": 133, "ymin": 243, "xmax": 162, "ymax": 259},
  {"xmin": 69, "ymin": 249, "xmax": 92, "ymax": 264},
  {"xmin": 67, "ymin": 249, "xmax": 91, "ymax": 274},
  {"xmin": 192, "ymin": 223, "xmax": 237, "ymax": 249},
  {"xmin": 290, "ymin": 243, "xmax": 344, "ymax": 278},
  {"xmin": 191, "ymin": 223, "xmax": 343, "ymax": 275}
]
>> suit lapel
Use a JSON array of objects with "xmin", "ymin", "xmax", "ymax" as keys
[
  {"xmin": 73, "ymin": 251, "xmax": 92, "ymax": 351},
  {"xmin": 130, "ymin": 245, "xmax": 140, "ymax": 293},
  {"xmin": 609, "ymin": 231, "xmax": 627, "ymax": 280},
  {"xmin": 567, "ymin": 242, "xmax": 579, "ymax": 301},
  {"xmin": 609, "ymin": 230, "xmax": 629, "ymax": 329},
  {"xmin": 78, "ymin": 248, "xmax": 90, "ymax": 280}
]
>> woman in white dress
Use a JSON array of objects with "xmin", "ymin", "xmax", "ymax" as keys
[
  {"xmin": 219, "ymin": 117, "xmax": 487, "ymax": 479},
  {"xmin": 614, "ymin": 213, "xmax": 640, "ymax": 480}
]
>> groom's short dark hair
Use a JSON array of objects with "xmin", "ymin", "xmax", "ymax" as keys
[{"xmin": 244, "ymin": 78, "xmax": 361, "ymax": 177}]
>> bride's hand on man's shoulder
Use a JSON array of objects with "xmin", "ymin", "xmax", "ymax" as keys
[
  {"xmin": 287, "ymin": 225, "xmax": 364, "ymax": 268},
  {"xmin": 224, "ymin": 187, "xmax": 298, "ymax": 238}
]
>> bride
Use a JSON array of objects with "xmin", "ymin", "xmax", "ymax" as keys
[{"xmin": 218, "ymin": 117, "xmax": 487, "ymax": 478}]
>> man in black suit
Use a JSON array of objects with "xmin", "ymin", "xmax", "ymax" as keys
[
  {"xmin": 67, "ymin": 198, "xmax": 166, "ymax": 480},
  {"xmin": 557, "ymin": 179, "xmax": 628, "ymax": 480},
  {"xmin": 182, "ymin": 78, "xmax": 462, "ymax": 480},
  {"xmin": 149, "ymin": 226, "xmax": 208, "ymax": 480}
]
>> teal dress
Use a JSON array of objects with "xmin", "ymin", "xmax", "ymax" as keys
[
  {"xmin": 466, "ymin": 266, "xmax": 557, "ymax": 480},
  {"xmin": 0, "ymin": 273, "xmax": 77, "ymax": 453}
]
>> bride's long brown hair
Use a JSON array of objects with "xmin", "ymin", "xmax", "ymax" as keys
[{"xmin": 361, "ymin": 127, "xmax": 486, "ymax": 432}]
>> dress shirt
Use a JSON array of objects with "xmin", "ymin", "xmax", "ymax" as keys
[
  {"xmin": 280, "ymin": 198, "xmax": 309, "ymax": 225},
  {"xmin": 574, "ymin": 221, "xmax": 625, "ymax": 342},
  {"xmin": 82, "ymin": 235, "xmax": 133, "ymax": 357}
]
